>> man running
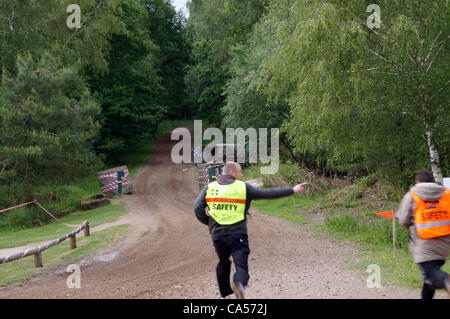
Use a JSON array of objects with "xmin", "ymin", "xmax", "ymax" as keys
[
  {"xmin": 397, "ymin": 169, "xmax": 450, "ymax": 299},
  {"xmin": 193, "ymin": 161, "xmax": 308, "ymax": 299}
]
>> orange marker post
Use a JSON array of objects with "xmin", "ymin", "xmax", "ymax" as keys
[
  {"xmin": 392, "ymin": 207, "xmax": 396, "ymax": 258},
  {"xmin": 375, "ymin": 210, "xmax": 397, "ymax": 257}
]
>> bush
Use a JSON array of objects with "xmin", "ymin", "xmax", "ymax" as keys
[
  {"xmin": 0, "ymin": 206, "xmax": 49, "ymax": 231},
  {"xmin": 0, "ymin": 174, "xmax": 102, "ymax": 231},
  {"xmin": 261, "ymin": 162, "xmax": 350, "ymax": 195},
  {"xmin": 0, "ymin": 52, "xmax": 102, "ymax": 211}
]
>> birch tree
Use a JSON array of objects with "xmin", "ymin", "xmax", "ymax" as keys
[
  {"xmin": 333, "ymin": 0, "xmax": 449, "ymax": 183},
  {"xmin": 251, "ymin": 0, "xmax": 448, "ymax": 182}
]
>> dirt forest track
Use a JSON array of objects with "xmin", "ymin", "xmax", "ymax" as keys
[{"xmin": 0, "ymin": 128, "xmax": 436, "ymax": 299}]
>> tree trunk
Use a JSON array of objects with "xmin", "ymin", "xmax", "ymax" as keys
[
  {"xmin": 280, "ymin": 134, "xmax": 298, "ymax": 163},
  {"xmin": 425, "ymin": 129, "xmax": 443, "ymax": 185}
]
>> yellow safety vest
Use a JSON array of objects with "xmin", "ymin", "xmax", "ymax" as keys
[{"xmin": 206, "ymin": 180, "xmax": 247, "ymax": 225}]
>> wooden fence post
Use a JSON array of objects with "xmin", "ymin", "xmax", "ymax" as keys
[
  {"xmin": 34, "ymin": 252, "xmax": 43, "ymax": 268},
  {"xmin": 84, "ymin": 223, "xmax": 90, "ymax": 237},
  {"xmin": 392, "ymin": 208, "xmax": 397, "ymax": 258},
  {"xmin": 70, "ymin": 235, "xmax": 76, "ymax": 249},
  {"xmin": 1, "ymin": 220, "xmax": 89, "ymax": 267}
]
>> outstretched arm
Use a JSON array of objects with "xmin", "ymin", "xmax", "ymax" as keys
[{"xmin": 246, "ymin": 182, "xmax": 308, "ymax": 200}]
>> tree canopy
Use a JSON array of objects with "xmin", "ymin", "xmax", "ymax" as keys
[
  {"xmin": 0, "ymin": 0, "xmax": 188, "ymax": 207},
  {"xmin": 1, "ymin": 0, "xmax": 448, "ymax": 210},
  {"xmin": 189, "ymin": 0, "xmax": 449, "ymax": 183}
]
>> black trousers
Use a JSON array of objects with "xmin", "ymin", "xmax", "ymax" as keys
[
  {"xmin": 417, "ymin": 259, "xmax": 448, "ymax": 299},
  {"xmin": 212, "ymin": 233, "xmax": 250, "ymax": 297}
]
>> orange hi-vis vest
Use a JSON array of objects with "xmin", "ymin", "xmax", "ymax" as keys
[{"xmin": 410, "ymin": 188, "xmax": 450, "ymax": 239}]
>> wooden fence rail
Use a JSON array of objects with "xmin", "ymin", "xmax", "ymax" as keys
[{"xmin": 0, "ymin": 221, "xmax": 90, "ymax": 267}]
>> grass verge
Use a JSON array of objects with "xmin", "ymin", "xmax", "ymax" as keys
[
  {"xmin": 249, "ymin": 196, "xmax": 316, "ymax": 224},
  {"xmin": 0, "ymin": 224, "xmax": 129, "ymax": 287},
  {"xmin": 323, "ymin": 213, "xmax": 450, "ymax": 289}
]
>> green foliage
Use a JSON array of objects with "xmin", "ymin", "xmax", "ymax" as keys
[
  {"xmin": 89, "ymin": 0, "xmax": 167, "ymax": 154},
  {"xmin": 0, "ymin": 0, "xmax": 190, "ymax": 215},
  {"xmin": 0, "ymin": 0, "xmax": 120, "ymax": 77},
  {"xmin": 324, "ymin": 213, "xmax": 410, "ymax": 251},
  {"xmin": 106, "ymin": 119, "xmax": 195, "ymax": 177},
  {"xmin": 0, "ymin": 0, "xmax": 121, "ymax": 211},
  {"xmin": 0, "ymin": 52, "xmax": 102, "ymax": 208},
  {"xmin": 185, "ymin": 0, "xmax": 268, "ymax": 123},
  {"xmin": 89, "ymin": 0, "xmax": 189, "ymax": 155},
  {"xmin": 0, "ymin": 206, "xmax": 48, "ymax": 231},
  {"xmin": 222, "ymin": 0, "xmax": 291, "ymax": 134},
  {"xmin": 219, "ymin": 0, "xmax": 449, "ymax": 183},
  {"xmin": 143, "ymin": 0, "xmax": 189, "ymax": 118}
]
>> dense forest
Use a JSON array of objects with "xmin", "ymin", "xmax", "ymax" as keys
[
  {"xmin": 0, "ymin": 0, "xmax": 188, "ymax": 208},
  {"xmin": 1, "ymin": 0, "xmax": 448, "ymax": 209},
  {"xmin": 185, "ymin": 0, "xmax": 448, "ymax": 185}
]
